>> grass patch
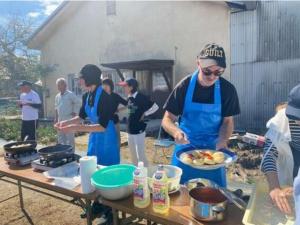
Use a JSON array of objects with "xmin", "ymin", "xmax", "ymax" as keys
[{"xmin": 0, "ymin": 118, "xmax": 56, "ymax": 144}]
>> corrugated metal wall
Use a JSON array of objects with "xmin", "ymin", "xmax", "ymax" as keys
[{"xmin": 231, "ymin": 1, "xmax": 300, "ymax": 133}]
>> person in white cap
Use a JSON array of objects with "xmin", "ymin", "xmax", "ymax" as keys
[{"xmin": 17, "ymin": 80, "xmax": 41, "ymax": 141}]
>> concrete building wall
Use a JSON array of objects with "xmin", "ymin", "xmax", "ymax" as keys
[{"xmin": 37, "ymin": 1, "xmax": 230, "ymax": 117}]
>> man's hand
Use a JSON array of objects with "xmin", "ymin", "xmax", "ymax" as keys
[
  {"xmin": 16, "ymin": 100, "xmax": 27, "ymax": 107},
  {"xmin": 216, "ymin": 141, "xmax": 228, "ymax": 150},
  {"xmin": 174, "ymin": 130, "xmax": 189, "ymax": 145},
  {"xmin": 269, "ymin": 187, "xmax": 293, "ymax": 215}
]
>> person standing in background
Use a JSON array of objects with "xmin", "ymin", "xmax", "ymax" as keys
[
  {"xmin": 102, "ymin": 78, "xmax": 128, "ymax": 148},
  {"xmin": 17, "ymin": 81, "xmax": 42, "ymax": 141},
  {"xmin": 119, "ymin": 78, "xmax": 159, "ymax": 166},
  {"xmin": 54, "ymin": 78, "xmax": 81, "ymax": 149}
]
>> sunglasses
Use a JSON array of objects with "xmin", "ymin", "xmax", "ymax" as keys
[{"xmin": 201, "ymin": 67, "xmax": 224, "ymax": 77}]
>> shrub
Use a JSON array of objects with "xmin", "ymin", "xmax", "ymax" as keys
[{"xmin": 0, "ymin": 118, "xmax": 57, "ymax": 144}]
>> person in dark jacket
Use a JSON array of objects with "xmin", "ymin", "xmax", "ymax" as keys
[{"xmin": 102, "ymin": 78, "xmax": 127, "ymax": 148}]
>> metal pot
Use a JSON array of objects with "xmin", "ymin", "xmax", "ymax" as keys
[
  {"xmin": 97, "ymin": 185, "xmax": 133, "ymax": 201},
  {"xmin": 189, "ymin": 186, "xmax": 227, "ymax": 222}
]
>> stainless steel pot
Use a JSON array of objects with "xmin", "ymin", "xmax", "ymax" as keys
[
  {"xmin": 189, "ymin": 186, "xmax": 227, "ymax": 222},
  {"xmin": 97, "ymin": 185, "xmax": 133, "ymax": 201}
]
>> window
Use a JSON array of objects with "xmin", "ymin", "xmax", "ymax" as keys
[
  {"xmin": 106, "ymin": 0, "xmax": 116, "ymax": 16},
  {"xmin": 152, "ymin": 72, "xmax": 169, "ymax": 91},
  {"xmin": 67, "ymin": 74, "xmax": 83, "ymax": 96}
]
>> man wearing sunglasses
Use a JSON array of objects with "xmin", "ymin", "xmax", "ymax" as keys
[{"xmin": 162, "ymin": 43, "xmax": 240, "ymax": 186}]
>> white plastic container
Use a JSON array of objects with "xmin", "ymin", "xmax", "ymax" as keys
[{"xmin": 133, "ymin": 162, "xmax": 150, "ymax": 208}]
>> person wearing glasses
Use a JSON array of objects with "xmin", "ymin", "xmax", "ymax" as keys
[{"xmin": 162, "ymin": 43, "xmax": 240, "ymax": 186}]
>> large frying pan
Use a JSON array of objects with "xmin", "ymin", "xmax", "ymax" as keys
[
  {"xmin": 4, "ymin": 140, "xmax": 37, "ymax": 154},
  {"xmin": 38, "ymin": 144, "xmax": 73, "ymax": 159}
]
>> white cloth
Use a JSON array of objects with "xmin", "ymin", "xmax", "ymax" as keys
[
  {"xmin": 128, "ymin": 132, "xmax": 148, "ymax": 166},
  {"xmin": 262, "ymin": 108, "xmax": 294, "ymax": 186},
  {"xmin": 55, "ymin": 90, "xmax": 81, "ymax": 121},
  {"xmin": 20, "ymin": 90, "xmax": 41, "ymax": 121},
  {"xmin": 294, "ymin": 168, "xmax": 300, "ymax": 225},
  {"xmin": 57, "ymin": 131, "xmax": 75, "ymax": 150}
]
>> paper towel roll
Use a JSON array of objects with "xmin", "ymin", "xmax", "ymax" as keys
[{"xmin": 80, "ymin": 156, "xmax": 97, "ymax": 194}]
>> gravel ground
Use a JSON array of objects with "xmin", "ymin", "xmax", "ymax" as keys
[{"xmin": 0, "ymin": 134, "xmax": 264, "ymax": 225}]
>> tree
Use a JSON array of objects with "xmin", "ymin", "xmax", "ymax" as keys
[{"xmin": 0, "ymin": 15, "xmax": 55, "ymax": 96}]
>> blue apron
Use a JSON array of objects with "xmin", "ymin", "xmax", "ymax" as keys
[
  {"xmin": 171, "ymin": 70, "xmax": 227, "ymax": 187},
  {"xmin": 85, "ymin": 86, "xmax": 120, "ymax": 166}
]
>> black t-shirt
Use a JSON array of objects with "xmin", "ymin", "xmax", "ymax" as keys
[
  {"xmin": 79, "ymin": 87, "xmax": 114, "ymax": 128},
  {"xmin": 111, "ymin": 92, "xmax": 128, "ymax": 124},
  {"xmin": 127, "ymin": 92, "xmax": 154, "ymax": 134},
  {"xmin": 164, "ymin": 75, "xmax": 240, "ymax": 117}
]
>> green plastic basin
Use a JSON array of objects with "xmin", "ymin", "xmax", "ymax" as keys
[{"xmin": 91, "ymin": 164, "xmax": 136, "ymax": 190}]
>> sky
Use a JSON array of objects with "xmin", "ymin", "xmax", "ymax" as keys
[{"xmin": 0, "ymin": 0, "xmax": 62, "ymax": 26}]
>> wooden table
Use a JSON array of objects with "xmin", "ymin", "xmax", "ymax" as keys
[
  {"xmin": 0, "ymin": 157, "xmax": 244, "ymax": 225},
  {"xmin": 102, "ymin": 187, "xmax": 244, "ymax": 225},
  {"xmin": 0, "ymin": 157, "xmax": 97, "ymax": 225}
]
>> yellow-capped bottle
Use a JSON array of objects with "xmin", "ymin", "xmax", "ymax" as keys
[{"xmin": 152, "ymin": 165, "xmax": 170, "ymax": 214}]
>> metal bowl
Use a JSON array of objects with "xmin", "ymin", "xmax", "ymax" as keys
[
  {"xmin": 148, "ymin": 165, "xmax": 182, "ymax": 193},
  {"xmin": 97, "ymin": 185, "xmax": 133, "ymax": 201},
  {"xmin": 91, "ymin": 164, "xmax": 136, "ymax": 201}
]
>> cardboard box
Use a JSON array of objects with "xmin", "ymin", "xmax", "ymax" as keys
[{"xmin": 242, "ymin": 133, "xmax": 265, "ymax": 147}]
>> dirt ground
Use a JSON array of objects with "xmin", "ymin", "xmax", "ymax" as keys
[{"xmin": 0, "ymin": 134, "xmax": 264, "ymax": 225}]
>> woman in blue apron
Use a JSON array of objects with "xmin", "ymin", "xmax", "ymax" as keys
[
  {"xmin": 55, "ymin": 64, "xmax": 119, "ymax": 166},
  {"xmin": 162, "ymin": 43, "xmax": 240, "ymax": 187}
]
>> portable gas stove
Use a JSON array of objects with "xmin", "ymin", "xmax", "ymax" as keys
[
  {"xmin": 4, "ymin": 149, "xmax": 39, "ymax": 166},
  {"xmin": 3, "ymin": 140, "xmax": 38, "ymax": 166},
  {"xmin": 31, "ymin": 144, "xmax": 81, "ymax": 171}
]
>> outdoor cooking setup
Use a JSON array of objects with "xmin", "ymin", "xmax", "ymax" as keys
[
  {"xmin": 4, "ymin": 140, "xmax": 39, "ymax": 166},
  {"xmin": 0, "ymin": 143, "xmax": 250, "ymax": 225},
  {"xmin": 31, "ymin": 144, "xmax": 80, "ymax": 171},
  {"xmin": 3, "ymin": 141, "xmax": 80, "ymax": 171}
]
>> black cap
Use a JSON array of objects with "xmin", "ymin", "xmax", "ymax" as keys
[
  {"xmin": 118, "ymin": 78, "xmax": 138, "ymax": 89},
  {"xmin": 198, "ymin": 43, "xmax": 226, "ymax": 68},
  {"xmin": 17, "ymin": 80, "xmax": 32, "ymax": 87},
  {"xmin": 79, "ymin": 64, "xmax": 102, "ymax": 87},
  {"xmin": 286, "ymin": 84, "xmax": 300, "ymax": 120}
]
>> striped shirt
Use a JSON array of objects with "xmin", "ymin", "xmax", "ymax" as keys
[{"xmin": 261, "ymin": 119, "xmax": 300, "ymax": 177}]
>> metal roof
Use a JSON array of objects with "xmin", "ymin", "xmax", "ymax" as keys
[{"xmin": 101, "ymin": 59, "xmax": 174, "ymax": 71}]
